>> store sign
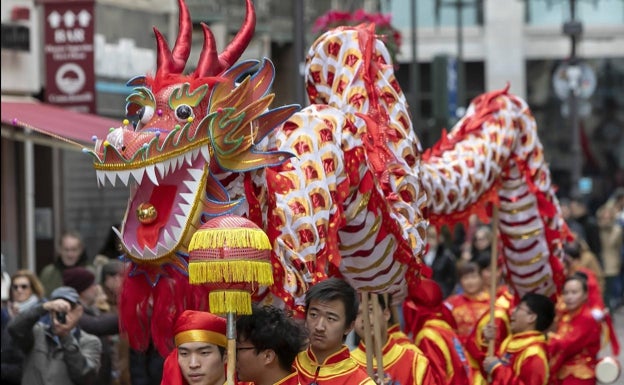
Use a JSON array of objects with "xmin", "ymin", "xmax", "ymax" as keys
[{"xmin": 43, "ymin": 0, "xmax": 95, "ymax": 113}]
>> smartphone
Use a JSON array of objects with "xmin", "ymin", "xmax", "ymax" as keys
[{"xmin": 56, "ymin": 312, "xmax": 67, "ymax": 324}]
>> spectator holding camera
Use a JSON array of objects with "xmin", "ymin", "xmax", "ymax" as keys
[{"xmin": 7, "ymin": 286, "xmax": 102, "ymax": 385}]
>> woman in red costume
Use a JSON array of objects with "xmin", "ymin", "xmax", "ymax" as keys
[{"xmin": 548, "ymin": 272, "xmax": 602, "ymax": 385}]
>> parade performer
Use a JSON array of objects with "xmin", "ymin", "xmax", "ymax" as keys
[
  {"xmin": 160, "ymin": 310, "xmax": 227, "ymax": 385},
  {"xmin": 466, "ymin": 256, "xmax": 512, "ymax": 368},
  {"xmin": 481, "ymin": 293, "xmax": 554, "ymax": 385},
  {"xmin": 445, "ymin": 262, "xmax": 490, "ymax": 342},
  {"xmin": 351, "ymin": 293, "xmax": 436, "ymax": 385},
  {"xmin": 548, "ymin": 273, "xmax": 602, "ymax": 385},
  {"xmin": 294, "ymin": 278, "xmax": 375, "ymax": 385},
  {"xmin": 235, "ymin": 305, "xmax": 307, "ymax": 385},
  {"xmin": 403, "ymin": 278, "xmax": 472, "ymax": 385}
]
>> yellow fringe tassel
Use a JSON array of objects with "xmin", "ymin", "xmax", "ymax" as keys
[
  {"xmin": 189, "ymin": 228, "xmax": 272, "ymax": 251},
  {"xmin": 189, "ymin": 260, "xmax": 274, "ymax": 285},
  {"xmin": 209, "ymin": 290, "xmax": 252, "ymax": 315}
]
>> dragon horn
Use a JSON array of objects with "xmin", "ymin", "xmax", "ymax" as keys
[
  {"xmin": 154, "ymin": 0, "xmax": 192, "ymax": 76},
  {"xmin": 218, "ymin": 0, "xmax": 256, "ymax": 70},
  {"xmin": 171, "ymin": 0, "xmax": 192, "ymax": 73},
  {"xmin": 154, "ymin": 27, "xmax": 175, "ymax": 76},
  {"xmin": 194, "ymin": 23, "xmax": 220, "ymax": 77}
]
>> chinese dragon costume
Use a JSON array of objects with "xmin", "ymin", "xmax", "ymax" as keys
[{"xmin": 82, "ymin": 0, "xmax": 568, "ymax": 355}]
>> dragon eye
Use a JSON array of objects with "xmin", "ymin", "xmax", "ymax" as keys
[
  {"xmin": 175, "ymin": 104, "xmax": 194, "ymax": 122},
  {"xmin": 139, "ymin": 106, "xmax": 155, "ymax": 124}
]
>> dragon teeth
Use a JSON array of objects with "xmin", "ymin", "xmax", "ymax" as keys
[{"xmin": 145, "ymin": 165, "xmax": 159, "ymax": 186}]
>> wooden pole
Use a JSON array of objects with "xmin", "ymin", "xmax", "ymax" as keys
[
  {"xmin": 361, "ymin": 293, "xmax": 375, "ymax": 378},
  {"xmin": 487, "ymin": 205, "xmax": 499, "ymax": 357},
  {"xmin": 371, "ymin": 294, "xmax": 385, "ymax": 382},
  {"xmin": 226, "ymin": 312, "xmax": 236, "ymax": 385}
]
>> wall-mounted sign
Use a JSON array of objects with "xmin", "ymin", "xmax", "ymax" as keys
[{"xmin": 43, "ymin": 0, "xmax": 95, "ymax": 113}]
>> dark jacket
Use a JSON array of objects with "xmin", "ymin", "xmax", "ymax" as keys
[
  {"xmin": 1, "ymin": 306, "xmax": 24, "ymax": 385},
  {"xmin": 430, "ymin": 246, "xmax": 458, "ymax": 299}
]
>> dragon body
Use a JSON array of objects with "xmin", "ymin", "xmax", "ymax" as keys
[{"xmin": 85, "ymin": 0, "xmax": 567, "ymax": 355}]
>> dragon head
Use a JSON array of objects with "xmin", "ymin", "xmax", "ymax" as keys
[{"xmin": 83, "ymin": 0, "xmax": 296, "ymax": 281}]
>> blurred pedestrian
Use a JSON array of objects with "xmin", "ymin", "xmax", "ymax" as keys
[
  {"xmin": 7, "ymin": 286, "xmax": 102, "ymax": 385},
  {"xmin": 101, "ymin": 260, "xmax": 130, "ymax": 385},
  {"xmin": 597, "ymin": 200, "xmax": 623, "ymax": 311},
  {"xmin": 63, "ymin": 266, "xmax": 118, "ymax": 385},
  {"xmin": 423, "ymin": 226, "xmax": 458, "ymax": 298},
  {"xmin": 2, "ymin": 270, "xmax": 46, "ymax": 385},
  {"xmin": 39, "ymin": 231, "xmax": 92, "ymax": 297}
]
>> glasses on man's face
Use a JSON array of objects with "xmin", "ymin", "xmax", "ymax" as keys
[
  {"xmin": 12, "ymin": 284, "xmax": 30, "ymax": 291},
  {"xmin": 235, "ymin": 346, "xmax": 255, "ymax": 353}
]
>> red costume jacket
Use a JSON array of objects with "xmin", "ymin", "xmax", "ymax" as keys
[
  {"xmin": 350, "ymin": 337, "xmax": 436, "ymax": 385},
  {"xmin": 388, "ymin": 323, "xmax": 412, "ymax": 345},
  {"xmin": 485, "ymin": 330, "xmax": 550, "ymax": 385},
  {"xmin": 548, "ymin": 302, "xmax": 601, "ymax": 384},
  {"xmin": 294, "ymin": 346, "xmax": 375, "ymax": 385},
  {"xmin": 413, "ymin": 318, "xmax": 472, "ymax": 385},
  {"xmin": 445, "ymin": 291, "xmax": 490, "ymax": 343},
  {"xmin": 273, "ymin": 371, "xmax": 300, "ymax": 385}
]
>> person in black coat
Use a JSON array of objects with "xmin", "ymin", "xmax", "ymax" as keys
[{"xmin": 423, "ymin": 226, "xmax": 458, "ymax": 298}]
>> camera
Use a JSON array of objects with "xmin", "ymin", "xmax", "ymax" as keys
[{"xmin": 56, "ymin": 312, "xmax": 67, "ymax": 324}]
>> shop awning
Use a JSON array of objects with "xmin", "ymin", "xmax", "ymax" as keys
[{"xmin": 1, "ymin": 97, "xmax": 121, "ymax": 150}]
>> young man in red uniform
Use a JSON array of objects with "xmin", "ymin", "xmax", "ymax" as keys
[
  {"xmin": 481, "ymin": 293, "xmax": 555, "ymax": 385},
  {"xmin": 160, "ymin": 310, "xmax": 227, "ymax": 385},
  {"xmin": 403, "ymin": 278, "xmax": 472, "ymax": 385},
  {"xmin": 351, "ymin": 293, "xmax": 436, "ymax": 385},
  {"xmin": 294, "ymin": 278, "xmax": 375, "ymax": 385},
  {"xmin": 235, "ymin": 305, "xmax": 307, "ymax": 385}
]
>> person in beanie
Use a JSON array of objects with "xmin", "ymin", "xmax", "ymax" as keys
[
  {"xmin": 62, "ymin": 267, "xmax": 99, "ymax": 308},
  {"xmin": 161, "ymin": 310, "xmax": 227, "ymax": 385},
  {"xmin": 7, "ymin": 286, "xmax": 101, "ymax": 385}
]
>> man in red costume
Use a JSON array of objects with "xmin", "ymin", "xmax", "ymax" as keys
[
  {"xmin": 403, "ymin": 278, "xmax": 472, "ymax": 385},
  {"xmin": 235, "ymin": 305, "xmax": 307, "ymax": 385},
  {"xmin": 351, "ymin": 293, "xmax": 436, "ymax": 385},
  {"xmin": 481, "ymin": 293, "xmax": 555, "ymax": 385},
  {"xmin": 160, "ymin": 310, "xmax": 227, "ymax": 385},
  {"xmin": 294, "ymin": 278, "xmax": 375, "ymax": 385}
]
